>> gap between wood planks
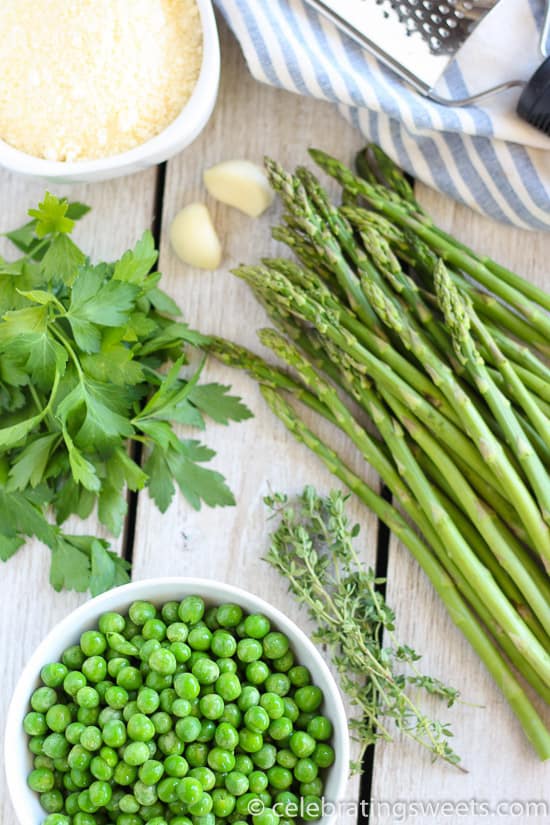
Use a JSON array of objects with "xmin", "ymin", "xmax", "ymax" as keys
[{"xmin": 117, "ymin": 158, "xmax": 393, "ymax": 825}]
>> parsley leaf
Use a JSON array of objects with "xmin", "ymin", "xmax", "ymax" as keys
[
  {"xmin": 189, "ymin": 383, "xmax": 254, "ymax": 425},
  {"xmin": 28, "ymin": 192, "xmax": 75, "ymax": 238}
]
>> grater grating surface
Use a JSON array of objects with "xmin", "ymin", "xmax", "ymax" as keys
[{"xmin": 378, "ymin": 0, "xmax": 488, "ymax": 57}]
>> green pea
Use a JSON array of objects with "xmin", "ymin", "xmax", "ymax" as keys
[
  {"xmin": 197, "ymin": 719, "xmax": 216, "ymax": 743},
  {"xmin": 98, "ymin": 611, "xmax": 126, "ymax": 634},
  {"xmin": 129, "ymin": 601, "xmax": 157, "ymax": 626},
  {"xmin": 217, "ymin": 656, "xmax": 237, "ymax": 674},
  {"xmin": 163, "ymin": 754, "xmax": 189, "ymax": 778},
  {"xmin": 187, "ymin": 625, "xmax": 212, "ymax": 651},
  {"xmin": 178, "ymin": 596, "xmax": 205, "ymax": 625},
  {"xmin": 289, "ymin": 665, "xmax": 310, "ymax": 687},
  {"xmin": 104, "ymin": 685, "xmax": 128, "ymax": 710},
  {"xmin": 300, "ymin": 777, "xmax": 324, "ymax": 797},
  {"xmin": 62, "ymin": 645, "xmax": 85, "ymax": 670},
  {"xmin": 175, "ymin": 715, "xmax": 201, "ymax": 743},
  {"xmin": 31, "ymin": 686, "xmax": 57, "ymax": 713},
  {"xmin": 252, "ymin": 744, "xmax": 277, "ymax": 770},
  {"xmin": 170, "ymin": 642, "xmax": 191, "ymax": 663},
  {"xmin": 290, "ymin": 731, "xmax": 316, "ymax": 758},
  {"xmin": 252, "ymin": 809, "xmax": 280, "ymax": 825},
  {"xmin": 108, "ymin": 657, "xmax": 131, "ymax": 678},
  {"xmin": 269, "ymin": 717, "xmax": 293, "ymax": 741},
  {"xmin": 119, "ymin": 793, "xmax": 141, "ymax": 814},
  {"xmin": 198, "ymin": 694, "xmax": 224, "ymax": 721},
  {"xmin": 43, "ymin": 816, "xmax": 70, "ymax": 825},
  {"xmin": 77, "ymin": 706, "xmax": 99, "ymax": 726},
  {"xmin": 149, "ymin": 648, "xmax": 177, "ymax": 675},
  {"xmin": 134, "ymin": 779, "xmax": 158, "ymax": 805},
  {"xmin": 294, "ymin": 685, "xmax": 323, "ymax": 712},
  {"xmin": 138, "ymin": 759, "xmax": 164, "ymax": 786},
  {"xmin": 76, "ymin": 687, "xmax": 100, "ymax": 709},
  {"xmin": 82, "ymin": 656, "xmax": 107, "ymax": 683},
  {"xmin": 142, "ymin": 619, "xmax": 166, "ymax": 642},
  {"xmin": 244, "ymin": 706, "xmax": 270, "ymax": 734},
  {"xmin": 210, "ymin": 629, "xmax": 237, "ymax": 658},
  {"xmin": 307, "ymin": 715, "xmax": 333, "ymax": 741},
  {"xmin": 237, "ymin": 638, "xmax": 263, "ymax": 663},
  {"xmin": 33, "ymin": 755, "xmax": 54, "ymax": 771},
  {"xmin": 260, "ymin": 693, "xmax": 285, "ymax": 720},
  {"xmin": 28, "ymin": 767, "xmax": 55, "ymax": 792},
  {"xmin": 216, "ymin": 603, "xmax": 243, "ymax": 628},
  {"xmin": 42, "ymin": 733, "xmax": 69, "ymax": 759},
  {"xmin": 68, "ymin": 745, "xmax": 91, "ymax": 770},
  {"xmin": 146, "ymin": 671, "xmax": 172, "ymax": 691},
  {"xmin": 214, "ymin": 721, "xmax": 239, "ymax": 750},
  {"xmin": 294, "ymin": 757, "xmax": 318, "ymax": 783},
  {"xmin": 268, "ymin": 766, "xmax": 293, "ymax": 790},
  {"xmin": 128, "ymin": 714, "xmax": 155, "ymax": 743},
  {"xmin": 302, "ymin": 795, "xmax": 323, "ymax": 822},
  {"xmin": 103, "ymin": 719, "xmax": 127, "ymax": 748},
  {"xmin": 185, "ymin": 743, "xmax": 208, "ymax": 768},
  {"xmin": 220, "ymin": 703, "xmax": 242, "ymax": 727},
  {"xmin": 277, "ymin": 749, "xmax": 297, "ymax": 770},
  {"xmin": 136, "ymin": 687, "xmax": 160, "ymax": 715},
  {"xmin": 124, "ymin": 741, "xmax": 150, "ymax": 766},
  {"xmin": 70, "ymin": 767, "xmax": 92, "ymax": 789},
  {"xmin": 188, "ymin": 790, "xmax": 213, "ymax": 816},
  {"xmin": 234, "ymin": 754, "xmax": 254, "ymax": 775},
  {"xmin": 89, "ymin": 779, "xmax": 112, "ymax": 807},
  {"xmin": 161, "ymin": 601, "xmax": 180, "ymax": 624},
  {"xmin": 41, "ymin": 663, "xmax": 68, "ymax": 688},
  {"xmin": 24, "ymin": 711, "xmax": 47, "ymax": 736},
  {"xmin": 174, "ymin": 672, "xmax": 200, "ymax": 700},
  {"xmin": 246, "ymin": 661, "xmax": 270, "ymax": 685},
  {"xmin": 248, "ymin": 770, "xmax": 269, "ymax": 793},
  {"xmin": 117, "ymin": 666, "xmax": 142, "ymax": 691},
  {"xmin": 177, "ymin": 776, "xmax": 203, "ymax": 806},
  {"xmin": 157, "ymin": 776, "xmax": 181, "ymax": 803},
  {"xmin": 264, "ymin": 673, "xmax": 290, "ymax": 697},
  {"xmin": 157, "ymin": 731, "xmax": 184, "ymax": 756},
  {"xmin": 151, "ymin": 711, "xmax": 172, "ymax": 734},
  {"xmin": 80, "ymin": 631, "xmax": 107, "ymax": 657},
  {"xmin": 90, "ymin": 755, "xmax": 113, "ymax": 781},
  {"xmin": 40, "ymin": 789, "xmax": 64, "ymax": 813},
  {"xmin": 239, "ymin": 729, "xmax": 263, "ymax": 754},
  {"xmin": 189, "ymin": 766, "xmax": 216, "ymax": 790},
  {"xmin": 313, "ymin": 742, "xmax": 335, "ymax": 767},
  {"xmin": 28, "ymin": 735, "xmax": 45, "ymax": 755},
  {"xmin": 212, "ymin": 788, "xmax": 236, "ymax": 817}
]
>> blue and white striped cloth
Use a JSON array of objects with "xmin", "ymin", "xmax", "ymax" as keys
[{"xmin": 215, "ymin": 0, "xmax": 550, "ymax": 230}]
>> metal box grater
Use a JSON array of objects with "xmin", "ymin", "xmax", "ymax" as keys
[{"xmin": 303, "ymin": 0, "xmax": 550, "ymax": 135}]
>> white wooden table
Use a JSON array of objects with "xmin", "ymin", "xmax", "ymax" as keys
[{"xmin": 1, "ymin": 20, "xmax": 549, "ymax": 825}]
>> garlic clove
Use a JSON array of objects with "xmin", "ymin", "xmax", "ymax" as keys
[
  {"xmin": 203, "ymin": 160, "xmax": 275, "ymax": 218},
  {"xmin": 169, "ymin": 203, "xmax": 222, "ymax": 270}
]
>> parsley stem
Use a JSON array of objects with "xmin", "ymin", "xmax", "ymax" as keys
[{"xmin": 49, "ymin": 322, "xmax": 84, "ymax": 381}]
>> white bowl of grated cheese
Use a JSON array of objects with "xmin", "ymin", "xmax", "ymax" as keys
[{"xmin": 0, "ymin": 0, "xmax": 220, "ymax": 183}]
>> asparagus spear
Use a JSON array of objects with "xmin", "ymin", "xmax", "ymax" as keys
[{"xmin": 260, "ymin": 385, "xmax": 550, "ymax": 760}]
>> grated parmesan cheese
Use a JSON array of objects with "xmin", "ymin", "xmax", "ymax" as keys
[{"xmin": 0, "ymin": 0, "xmax": 203, "ymax": 161}]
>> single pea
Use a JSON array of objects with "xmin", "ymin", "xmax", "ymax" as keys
[
  {"xmin": 189, "ymin": 765, "xmax": 216, "ymax": 791},
  {"xmin": 164, "ymin": 754, "xmax": 189, "ymax": 778},
  {"xmin": 65, "ymin": 792, "xmax": 81, "ymax": 815},
  {"xmin": 188, "ymin": 790, "xmax": 213, "ymax": 817},
  {"xmin": 174, "ymin": 715, "xmax": 201, "ymax": 743},
  {"xmin": 177, "ymin": 776, "xmax": 203, "ymax": 806},
  {"xmin": 214, "ymin": 721, "xmax": 239, "ymax": 750},
  {"xmin": 62, "ymin": 645, "xmax": 85, "ymax": 670},
  {"xmin": 70, "ymin": 767, "xmax": 92, "ymax": 789},
  {"xmin": 76, "ymin": 686, "xmax": 100, "ymax": 709},
  {"xmin": 102, "ymin": 718, "xmax": 127, "ymax": 748},
  {"xmin": 275, "ymin": 790, "xmax": 299, "ymax": 816},
  {"xmin": 151, "ymin": 711, "xmax": 172, "ymax": 734},
  {"xmin": 245, "ymin": 661, "xmax": 270, "ymax": 685},
  {"xmin": 138, "ymin": 759, "xmax": 165, "ymax": 786},
  {"xmin": 73, "ymin": 814, "xmax": 97, "ymax": 825},
  {"xmin": 178, "ymin": 596, "xmax": 205, "ymax": 625},
  {"xmin": 199, "ymin": 694, "xmax": 224, "ymax": 721},
  {"xmin": 296, "ymin": 711, "xmax": 317, "ymax": 731},
  {"xmin": 264, "ymin": 673, "xmax": 290, "ymax": 697},
  {"xmin": 269, "ymin": 717, "xmax": 293, "ymax": 742},
  {"xmin": 192, "ymin": 658, "xmax": 219, "ymax": 685},
  {"xmin": 139, "ymin": 639, "xmax": 161, "ymax": 663},
  {"xmin": 103, "ymin": 685, "xmax": 128, "ymax": 710},
  {"xmin": 136, "ymin": 687, "xmax": 160, "ymax": 715},
  {"xmin": 94, "ymin": 679, "xmax": 112, "ymax": 702},
  {"xmin": 122, "ymin": 702, "xmax": 139, "ymax": 723},
  {"xmin": 40, "ymin": 789, "xmax": 64, "ymax": 813},
  {"xmin": 28, "ymin": 768, "xmax": 55, "ymax": 793},
  {"xmin": 282, "ymin": 697, "xmax": 299, "ymax": 723},
  {"xmin": 237, "ymin": 638, "xmax": 263, "ymax": 663},
  {"xmin": 90, "ymin": 756, "xmax": 113, "ymax": 782},
  {"xmin": 146, "ymin": 671, "xmax": 172, "ymax": 692},
  {"xmin": 158, "ymin": 730, "xmax": 184, "ymax": 756},
  {"xmin": 294, "ymin": 758, "xmax": 318, "ymax": 783},
  {"xmin": 157, "ymin": 776, "xmax": 181, "ymax": 803},
  {"xmin": 33, "ymin": 755, "xmax": 54, "ymax": 771},
  {"xmin": 113, "ymin": 761, "xmax": 138, "ymax": 786},
  {"xmin": 124, "ymin": 741, "xmax": 150, "ymax": 766},
  {"xmin": 134, "ymin": 779, "xmax": 158, "ymax": 806},
  {"xmin": 239, "ymin": 729, "xmax": 263, "ymax": 754},
  {"xmin": 108, "ymin": 657, "xmax": 131, "ymax": 678},
  {"xmin": 24, "ymin": 711, "xmax": 48, "ymax": 736},
  {"xmin": 148, "ymin": 648, "xmax": 177, "ymax": 675},
  {"xmin": 45, "ymin": 704, "xmax": 72, "ymax": 733},
  {"xmin": 42, "ymin": 733, "xmax": 69, "ymax": 759},
  {"xmin": 276, "ymin": 749, "xmax": 297, "ymax": 770},
  {"xmin": 211, "ymin": 788, "xmax": 236, "ymax": 817},
  {"xmin": 197, "ymin": 719, "xmax": 216, "ymax": 743},
  {"xmin": 117, "ymin": 667, "xmax": 142, "ymax": 691},
  {"xmin": 268, "ymin": 766, "xmax": 293, "ymax": 790},
  {"xmin": 213, "ymin": 672, "xmax": 239, "ymax": 702},
  {"xmin": 173, "ymin": 672, "xmax": 200, "ymax": 700},
  {"xmin": 97, "ymin": 611, "xmax": 125, "ymax": 634},
  {"xmin": 80, "ymin": 630, "xmax": 107, "ymax": 657},
  {"xmin": 216, "ymin": 603, "xmax": 243, "ymax": 628},
  {"xmin": 302, "ymin": 795, "xmax": 323, "ymax": 822},
  {"xmin": 210, "ymin": 630, "xmax": 237, "ymax": 658},
  {"xmin": 43, "ymin": 816, "xmax": 70, "ymax": 825},
  {"xmin": 80, "ymin": 726, "xmax": 102, "ymax": 752},
  {"xmin": 242, "ymin": 613, "xmax": 271, "ymax": 640},
  {"xmin": 187, "ymin": 626, "xmax": 212, "ymax": 651},
  {"xmin": 53, "ymin": 754, "xmax": 69, "ymax": 772},
  {"xmin": 82, "ymin": 656, "xmax": 107, "ymax": 683},
  {"xmin": 217, "ymin": 657, "xmax": 238, "ymax": 674},
  {"xmin": 188, "ymin": 650, "xmax": 209, "ymax": 669},
  {"xmin": 290, "ymin": 731, "xmax": 316, "ymax": 758},
  {"xmin": 31, "ymin": 686, "xmax": 58, "ymax": 713},
  {"xmin": 161, "ymin": 601, "xmax": 180, "ymax": 623},
  {"xmin": 119, "ymin": 793, "xmax": 140, "ymax": 814},
  {"xmin": 313, "ymin": 742, "xmax": 335, "ymax": 768},
  {"xmin": 294, "ymin": 685, "xmax": 323, "ymax": 713},
  {"xmin": 248, "ymin": 770, "xmax": 269, "ymax": 793},
  {"xmin": 168, "ymin": 819, "xmax": 192, "ymax": 825},
  {"xmin": 224, "ymin": 770, "xmax": 249, "ymax": 797},
  {"xmin": 141, "ymin": 804, "xmax": 165, "ymax": 822},
  {"xmin": 128, "ymin": 713, "xmax": 156, "ymax": 742},
  {"xmin": 220, "ymin": 702, "xmax": 242, "ymax": 727},
  {"xmin": 28, "ymin": 735, "xmax": 45, "ymax": 755},
  {"xmin": 260, "ymin": 693, "xmax": 285, "ymax": 720},
  {"xmin": 164, "ymin": 623, "xmax": 187, "ymax": 644},
  {"xmin": 185, "ymin": 743, "xmax": 208, "ymax": 768},
  {"xmin": 252, "ymin": 744, "xmax": 277, "ymax": 771},
  {"xmin": 68, "ymin": 744, "xmax": 91, "ymax": 770},
  {"xmin": 300, "ymin": 777, "xmax": 324, "ymax": 797},
  {"xmin": 272, "ymin": 650, "xmax": 294, "ymax": 673},
  {"xmin": 62, "ymin": 672, "xmax": 86, "ymax": 698},
  {"xmin": 245, "ymin": 706, "xmax": 271, "ymax": 734},
  {"xmin": 170, "ymin": 642, "xmax": 191, "ymax": 664},
  {"xmin": 41, "ymin": 663, "xmax": 68, "ymax": 688},
  {"xmin": 252, "ymin": 809, "xmax": 280, "ymax": 825},
  {"xmin": 88, "ymin": 779, "xmax": 112, "ymax": 807},
  {"xmin": 171, "ymin": 698, "xmax": 191, "ymax": 718},
  {"xmin": 307, "ymin": 715, "xmax": 333, "ymax": 741},
  {"xmin": 99, "ymin": 745, "xmax": 118, "ymax": 767},
  {"xmin": 234, "ymin": 754, "xmax": 254, "ymax": 775},
  {"xmin": 77, "ymin": 789, "xmax": 97, "ymax": 814},
  {"xmin": 77, "ymin": 706, "xmax": 99, "ymax": 726},
  {"xmin": 142, "ymin": 619, "xmax": 166, "ymax": 642},
  {"xmin": 129, "ymin": 601, "xmax": 157, "ymax": 626},
  {"xmin": 288, "ymin": 665, "xmax": 311, "ymax": 687}
]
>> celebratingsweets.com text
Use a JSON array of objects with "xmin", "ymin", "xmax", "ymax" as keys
[{"xmin": 246, "ymin": 796, "xmax": 549, "ymax": 821}]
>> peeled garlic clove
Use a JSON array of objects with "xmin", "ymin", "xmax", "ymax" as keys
[
  {"xmin": 169, "ymin": 203, "xmax": 222, "ymax": 270},
  {"xmin": 203, "ymin": 160, "xmax": 275, "ymax": 218}
]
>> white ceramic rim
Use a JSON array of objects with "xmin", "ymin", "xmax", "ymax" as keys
[
  {"xmin": 0, "ymin": 0, "xmax": 220, "ymax": 181},
  {"xmin": 5, "ymin": 577, "xmax": 350, "ymax": 825}
]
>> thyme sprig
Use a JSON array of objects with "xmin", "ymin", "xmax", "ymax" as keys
[{"xmin": 265, "ymin": 486, "xmax": 462, "ymax": 770}]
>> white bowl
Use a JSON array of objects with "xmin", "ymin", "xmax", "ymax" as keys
[
  {"xmin": 0, "ymin": 0, "xmax": 220, "ymax": 183},
  {"xmin": 5, "ymin": 577, "xmax": 350, "ymax": 825}
]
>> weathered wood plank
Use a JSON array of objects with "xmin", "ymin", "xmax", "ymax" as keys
[
  {"xmin": 0, "ymin": 168, "xmax": 158, "ymax": 825},
  {"xmin": 131, "ymin": 22, "xmax": 376, "ymax": 824},
  {"xmin": 369, "ymin": 187, "xmax": 550, "ymax": 825}
]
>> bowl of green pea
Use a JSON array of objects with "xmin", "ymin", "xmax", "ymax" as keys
[{"xmin": 6, "ymin": 578, "xmax": 349, "ymax": 825}]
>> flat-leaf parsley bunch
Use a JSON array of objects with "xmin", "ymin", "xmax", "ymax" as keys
[{"xmin": 0, "ymin": 194, "xmax": 252, "ymax": 594}]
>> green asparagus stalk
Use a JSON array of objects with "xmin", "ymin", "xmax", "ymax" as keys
[
  {"xmin": 362, "ymin": 276, "xmax": 550, "ymax": 566},
  {"xmin": 434, "ymin": 261, "xmax": 550, "ymax": 524},
  {"xmin": 259, "ymin": 385, "xmax": 550, "ymax": 760}
]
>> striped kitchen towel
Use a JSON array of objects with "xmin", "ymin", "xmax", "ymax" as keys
[{"xmin": 215, "ymin": 0, "xmax": 550, "ymax": 230}]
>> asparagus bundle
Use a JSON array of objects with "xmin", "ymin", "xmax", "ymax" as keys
[{"xmin": 209, "ymin": 147, "xmax": 550, "ymax": 758}]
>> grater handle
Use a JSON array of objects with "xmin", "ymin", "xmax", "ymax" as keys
[{"xmin": 517, "ymin": 56, "xmax": 550, "ymax": 136}]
